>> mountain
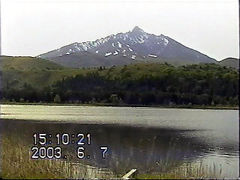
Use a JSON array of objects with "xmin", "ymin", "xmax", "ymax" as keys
[
  {"xmin": 219, "ymin": 57, "xmax": 239, "ymax": 69},
  {"xmin": 38, "ymin": 26, "xmax": 217, "ymax": 68},
  {"xmin": 48, "ymin": 51, "xmax": 141, "ymax": 68}
]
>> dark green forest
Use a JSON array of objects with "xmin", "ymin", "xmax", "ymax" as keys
[{"xmin": 2, "ymin": 62, "xmax": 239, "ymax": 107}]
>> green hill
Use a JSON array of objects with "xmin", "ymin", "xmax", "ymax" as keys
[
  {"xmin": 0, "ymin": 56, "xmax": 93, "ymax": 90},
  {"xmin": 219, "ymin": 57, "xmax": 239, "ymax": 69},
  {"xmin": 0, "ymin": 56, "xmax": 64, "ymax": 71}
]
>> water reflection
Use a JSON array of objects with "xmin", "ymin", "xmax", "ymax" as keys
[{"xmin": 1, "ymin": 119, "xmax": 238, "ymax": 177}]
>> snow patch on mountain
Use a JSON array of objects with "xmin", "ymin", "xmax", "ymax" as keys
[
  {"xmin": 164, "ymin": 38, "xmax": 169, "ymax": 46},
  {"xmin": 117, "ymin": 42, "xmax": 122, "ymax": 48},
  {"xmin": 148, "ymin": 54, "xmax": 158, "ymax": 58},
  {"xmin": 105, "ymin": 52, "xmax": 112, "ymax": 57},
  {"xmin": 131, "ymin": 55, "xmax": 136, "ymax": 60}
]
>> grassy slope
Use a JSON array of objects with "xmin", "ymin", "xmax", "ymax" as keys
[
  {"xmin": 0, "ymin": 56, "xmax": 64, "ymax": 71},
  {"xmin": 1, "ymin": 56, "xmax": 95, "ymax": 90},
  {"xmin": 219, "ymin": 57, "xmax": 239, "ymax": 69}
]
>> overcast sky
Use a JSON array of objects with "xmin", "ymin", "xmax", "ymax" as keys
[{"xmin": 1, "ymin": 0, "xmax": 239, "ymax": 60}]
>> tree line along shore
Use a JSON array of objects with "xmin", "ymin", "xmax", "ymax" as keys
[{"xmin": 1, "ymin": 60, "xmax": 238, "ymax": 108}]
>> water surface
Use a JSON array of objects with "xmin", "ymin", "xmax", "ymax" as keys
[{"xmin": 0, "ymin": 105, "xmax": 239, "ymax": 178}]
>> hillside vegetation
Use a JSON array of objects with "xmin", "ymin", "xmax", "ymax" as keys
[
  {"xmin": 0, "ymin": 56, "xmax": 95, "ymax": 89},
  {"xmin": 1, "ymin": 56, "xmax": 238, "ymax": 107},
  {"xmin": 0, "ymin": 56, "xmax": 64, "ymax": 71},
  {"xmin": 219, "ymin": 57, "xmax": 239, "ymax": 69}
]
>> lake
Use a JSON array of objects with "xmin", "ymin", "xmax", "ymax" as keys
[{"xmin": 0, "ymin": 104, "xmax": 239, "ymax": 178}]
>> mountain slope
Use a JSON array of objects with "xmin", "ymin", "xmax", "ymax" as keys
[
  {"xmin": 0, "ymin": 56, "xmax": 64, "ymax": 71},
  {"xmin": 0, "ymin": 56, "xmax": 87, "ymax": 90},
  {"xmin": 49, "ymin": 51, "xmax": 142, "ymax": 68},
  {"xmin": 38, "ymin": 26, "xmax": 217, "ymax": 67},
  {"xmin": 219, "ymin": 57, "xmax": 239, "ymax": 69}
]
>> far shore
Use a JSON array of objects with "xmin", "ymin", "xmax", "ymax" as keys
[{"xmin": 0, "ymin": 102, "xmax": 239, "ymax": 110}]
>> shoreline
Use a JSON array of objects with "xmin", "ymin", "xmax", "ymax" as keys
[{"xmin": 0, "ymin": 102, "xmax": 238, "ymax": 110}]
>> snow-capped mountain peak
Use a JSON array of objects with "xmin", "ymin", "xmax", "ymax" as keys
[{"xmin": 38, "ymin": 26, "xmax": 216, "ymax": 68}]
